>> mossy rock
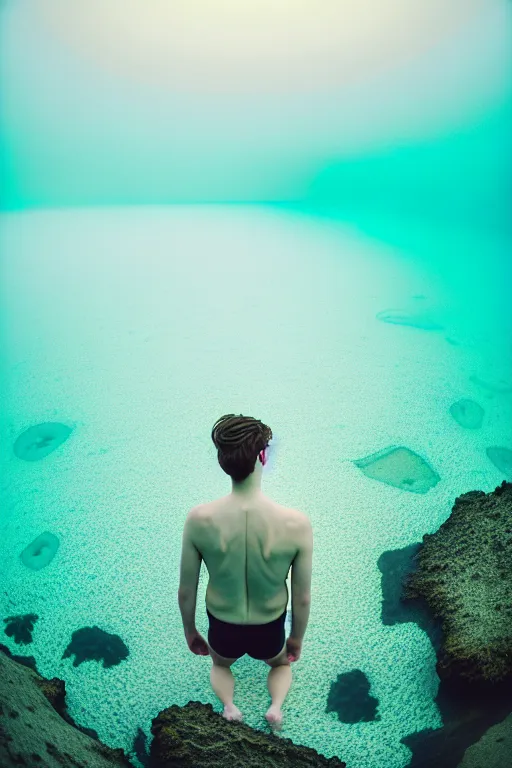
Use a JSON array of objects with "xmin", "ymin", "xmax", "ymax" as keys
[
  {"xmin": 150, "ymin": 701, "xmax": 346, "ymax": 767},
  {"xmin": 402, "ymin": 481, "xmax": 512, "ymax": 686}
]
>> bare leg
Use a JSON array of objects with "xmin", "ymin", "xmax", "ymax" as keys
[
  {"xmin": 265, "ymin": 664, "xmax": 292, "ymax": 729},
  {"xmin": 210, "ymin": 664, "xmax": 243, "ymax": 721}
]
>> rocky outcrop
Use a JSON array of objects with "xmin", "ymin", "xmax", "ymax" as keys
[
  {"xmin": 402, "ymin": 480, "xmax": 512, "ymax": 689},
  {"xmin": 0, "ymin": 644, "xmax": 134, "ymax": 768},
  {"xmin": 1, "ymin": 645, "xmax": 346, "ymax": 767},
  {"xmin": 394, "ymin": 480, "xmax": 512, "ymax": 768},
  {"xmin": 150, "ymin": 701, "xmax": 346, "ymax": 768}
]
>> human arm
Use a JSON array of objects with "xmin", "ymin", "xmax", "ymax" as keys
[
  {"xmin": 178, "ymin": 508, "xmax": 208, "ymax": 654},
  {"xmin": 289, "ymin": 514, "xmax": 313, "ymax": 643}
]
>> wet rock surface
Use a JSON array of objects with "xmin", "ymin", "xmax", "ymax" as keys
[
  {"xmin": 384, "ymin": 481, "xmax": 512, "ymax": 768},
  {"xmin": 0, "ymin": 644, "xmax": 133, "ymax": 768},
  {"xmin": 402, "ymin": 480, "xmax": 512, "ymax": 688},
  {"xmin": 149, "ymin": 700, "xmax": 346, "ymax": 768}
]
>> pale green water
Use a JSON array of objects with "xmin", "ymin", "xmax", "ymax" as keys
[{"xmin": 1, "ymin": 3, "xmax": 511, "ymax": 768}]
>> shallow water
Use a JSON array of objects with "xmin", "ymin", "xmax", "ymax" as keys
[{"xmin": 1, "ymin": 205, "xmax": 510, "ymax": 768}]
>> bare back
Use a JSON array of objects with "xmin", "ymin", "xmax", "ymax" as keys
[{"xmin": 195, "ymin": 494, "xmax": 303, "ymax": 625}]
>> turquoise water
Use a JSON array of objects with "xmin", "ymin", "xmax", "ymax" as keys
[{"xmin": 1, "ymin": 4, "xmax": 511, "ymax": 768}]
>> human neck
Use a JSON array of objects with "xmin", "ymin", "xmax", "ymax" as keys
[
  {"xmin": 230, "ymin": 483, "xmax": 262, "ymax": 498},
  {"xmin": 229, "ymin": 454, "xmax": 265, "ymax": 498}
]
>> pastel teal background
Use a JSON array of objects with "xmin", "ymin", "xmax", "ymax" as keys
[{"xmin": 1, "ymin": 3, "xmax": 511, "ymax": 768}]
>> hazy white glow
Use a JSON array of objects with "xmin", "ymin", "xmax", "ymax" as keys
[
  {"xmin": 1, "ymin": 0, "xmax": 510, "ymax": 203},
  {"xmin": 36, "ymin": 0, "xmax": 496, "ymax": 93}
]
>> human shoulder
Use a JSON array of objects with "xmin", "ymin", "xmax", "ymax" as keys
[
  {"xmin": 290, "ymin": 506, "xmax": 308, "ymax": 519},
  {"xmin": 193, "ymin": 499, "xmax": 222, "ymax": 519},
  {"xmin": 188, "ymin": 504, "xmax": 210, "ymax": 526},
  {"xmin": 277, "ymin": 505, "xmax": 311, "ymax": 546},
  {"xmin": 289, "ymin": 508, "xmax": 313, "ymax": 543},
  {"xmin": 285, "ymin": 505, "xmax": 310, "ymax": 525}
]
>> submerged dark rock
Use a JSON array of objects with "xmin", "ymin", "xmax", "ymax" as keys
[
  {"xmin": 150, "ymin": 700, "xmax": 346, "ymax": 767},
  {"xmin": 376, "ymin": 309, "xmax": 444, "ymax": 331},
  {"xmin": 469, "ymin": 375, "xmax": 512, "ymax": 395},
  {"xmin": 13, "ymin": 422, "xmax": 73, "ymax": 461},
  {"xmin": 354, "ymin": 445, "xmax": 440, "ymax": 494},
  {"xmin": 326, "ymin": 669, "xmax": 380, "ymax": 723},
  {"xmin": 62, "ymin": 625, "xmax": 129, "ymax": 668},
  {"xmin": 3, "ymin": 613, "xmax": 38, "ymax": 644},
  {"xmin": 20, "ymin": 531, "xmax": 60, "ymax": 570},
  {"xmin": 449, "ymin": 399, "xmax": 484, "ymax": 429},
  {"xmin": 486, "ymin": 446, "xmax": 512, "ymax": 479}
]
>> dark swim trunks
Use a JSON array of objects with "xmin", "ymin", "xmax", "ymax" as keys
[{"xmin": 207, "ymin": 608, "xmax": 287, "ymax": 660}]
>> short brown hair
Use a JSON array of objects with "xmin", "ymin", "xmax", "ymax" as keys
[{"xmin": 211, "ymin": 414, "xmax": 272, "ymax": 482}]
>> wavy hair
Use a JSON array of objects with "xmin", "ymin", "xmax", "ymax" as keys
[{"xmin": 211, "ymin": 414, "xmax": 272, "ymax": 483}]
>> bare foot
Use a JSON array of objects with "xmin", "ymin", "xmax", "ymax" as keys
[
  {"xmin": 265, "ymin": 704, "xmax": 283, "ymax": 730},
  {"xmin": 222, "ymin": 703, "xmax": 243, "ymax": 722}
]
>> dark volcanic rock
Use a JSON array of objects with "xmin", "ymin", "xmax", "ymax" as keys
[
  {"xmin": 150, "ymin": 700, "xmax": 346, "ymax": 768},
  {"xmin": 0, "ymin": 645, "xmax": 134, "ymax": 767},
  {"xmin": 0, "ymin": 641, "xmax": 38, "ymax": 671},
  {"xmin": 394, "ymin": 481, "xmax": 512, "ymax": 768},
  {"xmin": 402, "ymin": 480, "xmax": 512, "ymax": 688}
]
